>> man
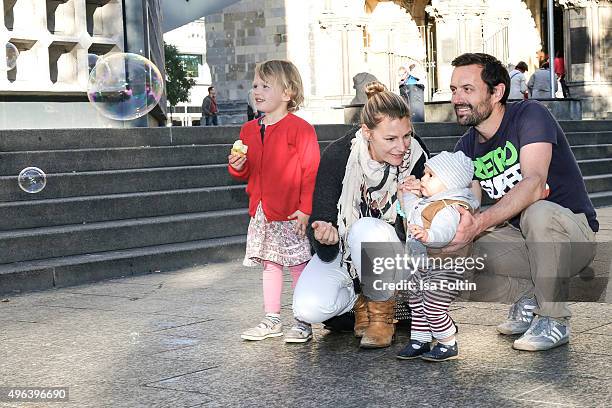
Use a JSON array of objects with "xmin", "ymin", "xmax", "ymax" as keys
[
  {"xmin": 448, "ymin": 53, "xmax": 598, "ymax": 351},
  {"xmin": 201, "ymin": 86, "xmax": 219, "ymax": 126},
  {"xmin": 527, "ymin": 60, "xmax": 557, "ymax": 99},
  {"xmin": 508, "ymin": 61, "xmax": 528, "ymax": 100}
]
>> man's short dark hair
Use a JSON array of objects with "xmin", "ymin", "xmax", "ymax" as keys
[
  {"xmin": 516, "ymin": 61, "xmax": 528, "ymax": 72},
  {"xmin": 208, "ymin": 86, "xmax": 215, "ymax": 93},
  {"xmin": 451, "ymin": 53, "xmax": 510, "ymax": 105}
]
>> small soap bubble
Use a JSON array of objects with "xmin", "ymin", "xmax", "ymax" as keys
[
  {"xmin": 1, "ymin": 42, "xmax": 19, "ymax": 71},
  {"xmin": 18, "ymin": 167, "xmax": 47, "ymax": 194},
  {"xmin": 87, "ymin": 52, "xmax": 164, "ymax": 121},
  {"xmin": 129, "ymin": 332, "xmax": 140, "ymax": 344}
]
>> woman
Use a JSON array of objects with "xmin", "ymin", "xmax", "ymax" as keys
[
  {"xmin": 292, "ymin": 82, "xmax": 429, "ymax": 348},
  {"xmin": 508, "ymin": 61, "xmax": 528, "ymax": 100}
]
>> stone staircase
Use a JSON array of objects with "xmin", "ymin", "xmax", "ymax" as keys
[{"xmin": 0, "ymin": 121, "xmax": 611, "ymax": 294}]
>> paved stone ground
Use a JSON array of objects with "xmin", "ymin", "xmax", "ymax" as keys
[{"xmin": 1, "ymin": 208, "xmax": 611, "ymax": 408}]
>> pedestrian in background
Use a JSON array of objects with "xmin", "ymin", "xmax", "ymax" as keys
[
  {"xmin": 201, "ymin": 86, "xmax": 219, "ymax": 126},
  {"xmin": 508, "ymin": 61, "xmax": 528, "ymax": 100},
  {"xmin": 554, "ymin": 51, "xmax": 570, "ymax": 98},
  {"xmin": 528, "ymin": 60, "xmax": 557, "ymax": 99}
]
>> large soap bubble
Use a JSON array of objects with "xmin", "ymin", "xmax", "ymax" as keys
[
  {"xmin": 87, "ymin": 52, "xmax": 164, "ymax": 121},
  {"xmin": 1, "ymin": 42, "xmax": 19, "ymax": 71},
  {"xmin": 18, "ymin": 167, "xmax": 47, "ymax": 194}
]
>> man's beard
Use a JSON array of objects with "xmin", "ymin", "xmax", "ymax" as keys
[{"xmin": 454, "ymin": 97, "xmax": 494, "ymax": 126}]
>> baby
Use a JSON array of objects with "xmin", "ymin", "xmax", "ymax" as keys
[{"xmin": 396, "ymin": 150, "xmax": 479, "ymax": 362}]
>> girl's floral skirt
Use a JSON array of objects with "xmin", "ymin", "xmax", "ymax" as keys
[{"xmin": 244, "ymin": 203, "xmax": 312, "ymax": 267}]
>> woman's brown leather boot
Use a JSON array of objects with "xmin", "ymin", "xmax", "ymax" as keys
[
  {"xmin": 359, "ymin": 298, "xmax": 396, "ymax": 348},
  {"xmin": 353, "ymin": 294, "xmax": 369, "ymax": 338}
]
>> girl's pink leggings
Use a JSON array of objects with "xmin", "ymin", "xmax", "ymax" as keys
[{"xmin": 262, "ymin": 261, "xmax": 307, "ymax": 314}]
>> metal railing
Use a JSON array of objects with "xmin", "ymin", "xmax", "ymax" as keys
[{"xmin": 483, "ymin": 24, "xmax": 510, "ymax": 65}]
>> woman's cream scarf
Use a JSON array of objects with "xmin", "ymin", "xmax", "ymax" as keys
[{"xmin": 336, "ymin": 128, "xmax": 425, "ymax": 276}]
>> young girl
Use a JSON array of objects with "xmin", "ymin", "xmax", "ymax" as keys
[{"xmin": 228, "ymin": 60, "xmax": 320, "ymax": 343}]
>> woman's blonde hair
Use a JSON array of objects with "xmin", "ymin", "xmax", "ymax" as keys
[
  {"xmin": 360, "ymin": 81, "xmax": 411, "ymax": 129},
  {"xmin": 255, "ymin": 60, "xmax": 304, "ymax": 112}
]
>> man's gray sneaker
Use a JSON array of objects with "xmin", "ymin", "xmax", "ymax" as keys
[
  {"xmin": 513, "ymin": 316, "xmax": 570, "ymax": 351},
  {"xmin": 284, "ymin": 320, "xmax": 313, "ymax": 343},
  {"xmin": 241, "ymin": 315, "xmax": 283, "ymax": 341},
  {"xmin": 497, "ymin": 295, "xmax": 538, "ymax": 335}
]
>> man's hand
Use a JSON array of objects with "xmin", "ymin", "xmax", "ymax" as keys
[
  {"xmin": 443, "ymin": 206, "xmax": 482, "ymax": 252},
  {"xmin": 288, "ymin": 210, "xmax": 309, "ymax": 237},
  {"xmin": 408, "ymin": 224, "xmax": 429, "ymax": 242},
  {"xmin": 228, "ymin": 153, "xmax": 247, "ymax": 171},
  {"xmin": 311, "ymin": 221, "xmax": 339, "ymax": 245},
  {"xmin": 400, "ymin": 175, "xmax": 422, "ymax": 197}
]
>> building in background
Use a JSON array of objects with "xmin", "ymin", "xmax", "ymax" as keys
[
  {"xmin": 2, "ymin": 0, "xmax": 608, "ymax": 128},
  {"xmin": 0, "ymin": 0, "xmax": 166, "ymax": 129},
  {"xmin": 202, "ymin": 0, "xmax": 610, "ymax": 123},
  {"xmin": 163, "ymin": 18, "xmax": 212, "ymax": 126}
]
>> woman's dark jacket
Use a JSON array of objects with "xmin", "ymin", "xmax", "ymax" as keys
[{"xmin": 306, "ymin": 129, "xmax": 429, "ymax": 262}]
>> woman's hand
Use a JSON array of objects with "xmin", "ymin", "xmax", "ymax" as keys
[
  {"xmin": 228, "ymin": 153, "xmax": 247, "ymax": 171},
  {"xmin": 311, "ymin": 221, "xmax": 339, "ymax": 245},
  {"xmin": 408, "ymin": 224, "xmax": 428, "ymax": 242},
  {"xmin": 400, "ymin": 175, "xmax": 422, "ymax": 197},
  {"xmin": 288, "ymin": 210, "xmax": 309, "ymax": 237}
]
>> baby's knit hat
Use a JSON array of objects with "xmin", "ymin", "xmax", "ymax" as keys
[{"xmin": 425, "ymin": 151, "xmax": 474, "ymax": 189}]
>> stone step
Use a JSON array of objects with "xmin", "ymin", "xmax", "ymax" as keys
[
  {"xmin": 559, "ymin": 120, "xmax": 612, "ymax": 133},
  {"xmin": 0, "ymin": 142, "xmax": 607, "ymax": 209},
  {"xmin": 565, "ymin": 131, "xmax": 612, "ymax": 145},
  {"xmin": 2, "ymin": 139, "xmax": 607, "ymax": 177},
  {"xmin": 571, "ymin": 144, "xmax": 612, "ymax": 161},
  {"xmin": 2, "ymin": 170, "xmax": 608, "ymax": 232},
  {"xmin": 0, "ymin": 164, "xmax": 244, "ymax": 202},
  {"xmin": 0, "ymin": 145, "xmax": 231, "ymax": 175},
  {"xmin": 577, "ymin": 158, "xmax": 612, "ymax": 176},
  {"xmin": 0, "ymin": 142, "xmax": 334, "ymax": 176},
  {"xmin": 584, "ymin": 174, "xmax": 612, "ymax": 194},
  {"xmin": 421, "ymin": 132, "xmax": 612, "ymax": 153},
  {"xmin": 0, "ymin": 209, "xmax": 250, "ymax": 264},
  {"xmin": 0, "ymin": 186, "xmax": 249, "ymax": 230},
  {"xmin": 0, "ymin": 127, "xmax": 174, "ymax": 152},
  {"xmin": 0, "ymin": 235, "xmax": 246, "ymax": 294},
  {"xmin": 589, "ymin": 191, "xmax": 612, "ymax": 208},
  {"xmin": 2, "ymin": 124, "xmax": 611, "ymax": 152},
  {"xmin": 0, "ymin": 124, "xmax": 346, "ymax": 152}
]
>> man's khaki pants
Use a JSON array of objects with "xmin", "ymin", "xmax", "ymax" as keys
[{"xmin": 466, "ymin": 200, "xmax": 596, "ymax": 318}]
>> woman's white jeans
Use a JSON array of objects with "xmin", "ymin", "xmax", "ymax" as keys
[{"xmin": 292, "ymin": 217, "xmax": 401, "ymax": 324}]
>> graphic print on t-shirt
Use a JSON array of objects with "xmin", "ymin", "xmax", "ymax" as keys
[
  {"xmin": 455, "ymin": 100, "xmax": 597, "ymax": 232},
  {"xmin": 473, "ymin": 140, "xmax": 522, "ymax": 199}
]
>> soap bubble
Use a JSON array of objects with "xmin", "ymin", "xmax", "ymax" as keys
[
  {"xmin": 87, "ymin": 53, "xmax": 99, "ymax": 72},
  {"xmin": 18, "ymin": 167, "xmax": 47, "ymax": 194},
  {"xmin": 129, "ymin": 332, "xmax": 140, "ymax": 344},
  {"xmin": 1, "ymin": 42, "xmax": 19, "ymax": 71},
  {"xmin": 87, "ymin": 52, "xmax": 164, "ymax": 121}
]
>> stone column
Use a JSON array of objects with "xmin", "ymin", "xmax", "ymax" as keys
[
  {"xmin": 425, "ymin": 0, "xmax": 489, "ymax": 100},
  {"xmin": 560, "ymin": 0, "xmax": 612, "ymax": 119}
]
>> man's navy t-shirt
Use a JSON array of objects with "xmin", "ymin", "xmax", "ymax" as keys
[{"xmin": 454, "ymin": 100, "xmax": 598, "ymax": 232}]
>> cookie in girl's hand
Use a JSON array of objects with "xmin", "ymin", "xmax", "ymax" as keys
[{"xmin": 231, "ymin": 140, "xmax": 248, "ymax": 156}]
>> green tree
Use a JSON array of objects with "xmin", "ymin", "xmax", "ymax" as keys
[{"xmin": 164, "ymin": 42, "xmax": 196, "ymax": 124}]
